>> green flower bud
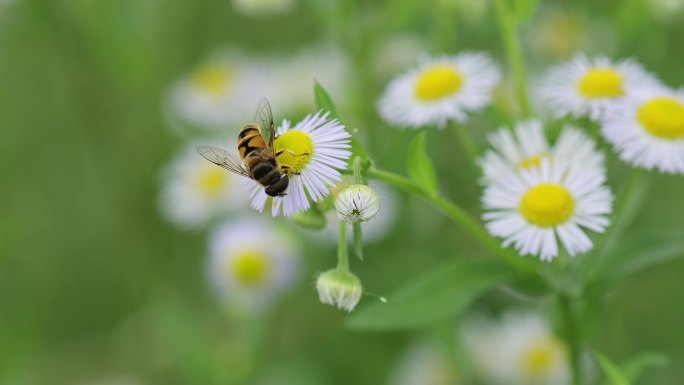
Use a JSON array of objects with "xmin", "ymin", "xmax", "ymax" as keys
[
  {"xmin": 334, "ymin": 184, "xmax": 380, "ymax": 223},
  {"xmin": 315, "ymin": 269, "xmax": 363, "ymax": 312}
]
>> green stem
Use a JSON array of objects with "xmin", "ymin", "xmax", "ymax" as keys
[
  {"xmin": 560, "ymin": 295, "xmax": 583, "ymax": 385},
  {"xmin": 367, "ymin": 167, "xmax": 536, "ymax": 274},
  {"xmin": 452, "ymin": 123, "xmax": 480, "ymax": 162},
  {"xmin": 353, "ymin": 222, "xmax": 364, "ymax": 261},
  {"xmin": 353, "ymin": 156, "xmax": 363, "ymax": 184},
  {"xmin": 337, "ymin": 221, "xmax": 349, "ymax": 273},
  {"xmin": 494, "ymin": 0, "xmax": 532, "ymax": 118}
]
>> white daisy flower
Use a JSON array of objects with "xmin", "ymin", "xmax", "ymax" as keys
[
  {"xmin": 378, "ymin": 53, "xmax": 501, "ymax": 128},
  {"xmin": 208, "ymin": 218, "xmax": 300, "ymax": 310},
  {"xmin": 463, "ymin": 312, "xmax": 570, "ymax": 385},
  {"xmin": 539, "ymin": 54, "xmax": 661, "ymax": 121},
  {"xmin": 389, "ymin": 341, "xmax": 459, "ymax": 385},
  {"xmin": 159, "ymin": 142, "xmax": 247, "ymax": 228},
  {"xmin": 167, "ymin": 56, "xmax": 266, "ymax": 129},
  {"xmin": 602, "ymin": 87, "xmax": 684, "ymax": 174},
  {"xmin": 244, "ymin": 112, "xmax": 352, "ymax": 217},
  {"xmin": 482, "ymin": 160, "xmax": 613, "ymax": 261},
  {"xmin": 480, "ymin": 120, "xmax": 605, "ymax": 184}
]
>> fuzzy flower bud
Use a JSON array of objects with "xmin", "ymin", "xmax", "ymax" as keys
[
  {"xmin": 315, "ymin": 269, "xmax": 363, "ymax": 312},
  {"xmin": 334, "ymin": 184, "xmax": 380, "ymax": 223}
]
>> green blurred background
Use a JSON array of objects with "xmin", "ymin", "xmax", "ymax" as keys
[{"xmin": 1, "ymin": 0, "xmax": 683, "ymax": 384}]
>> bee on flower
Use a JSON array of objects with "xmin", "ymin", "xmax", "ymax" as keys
[
  {"xmin": 601, "ymin": 86, "xmax": 684, "ymax": 174},
  {"xmin": 539, "ymin": 54, "xmax": 662, "ymax": 121},
  {"xmin": 207, "ymin": 218, "xmax": 300, "ymax": 311},
  {"xmin": 463, "ymin": 311, "xmax": 570, "ymax": 385},
  {"xmin": 378, "ymin": 53, "xmax": 501, "ymax": 128}
]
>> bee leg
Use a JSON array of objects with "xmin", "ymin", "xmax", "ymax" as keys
[
  {"xmin": 279, "ymin": 165, "xmax": 301, "ymax": 175},
  {"xmin": 276, "ymin": 149, "xmax": 310, "ymax": 157}
]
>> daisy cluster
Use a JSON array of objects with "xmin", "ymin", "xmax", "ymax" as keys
[{"xmin": 377, "ymin": 51, "xmax": 681, "ymax": 261}]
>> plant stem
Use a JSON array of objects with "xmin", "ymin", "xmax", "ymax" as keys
[
  {"xmin": 452, "ymin": 123, "xmax": 480, "ymax": 161},
  {"xmin": 337, "ymin": 221, "xmax": 349, "ymax": 273},
  {"xmin": 560, "ymin": 295, "xmax": 583, "ymax": 385},
  {"xmin": 367, "ymin": 167, "xmax": 536, "ymax": 274},
  {"xmin": 494, "ymin": 0, "xmax": 532, "ymax": 118},
  {"xmin": 353, "ymin": 222, "xmax": 363, "ymax": 261}
]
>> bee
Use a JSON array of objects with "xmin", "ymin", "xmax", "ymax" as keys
[{"xmin": 196, "ymin": 98, "xmax": 304, "ymax": 197}]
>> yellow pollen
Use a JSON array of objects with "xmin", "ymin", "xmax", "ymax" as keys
[
  {"xmin": 517, "ymin": 154, "xmax": 550, "ymax": 171},
  {"xmin": 414, "ymin": 65, "xmax": 464, "ymax": 102},
  {"xmin": 191, "ymin": 64, "xmax": 232, "ymax": 96},
  {"xmin": 637, "ymin": 97, "xmax": 684, "ymax": 140},
  {"xmin": 196, "ymin": 166, "xmax": 228, "ymax": 197},
  {"xmin": 230, "ymin": 250, "xmax": 269, "ymax": 286},
  {"xmin": 577, "ymin": 67, "xmax": 624, "ymax": 99},
  {"xmin": 519, "ymin": 183, "xmax": 575, "ymax": 227},
  {"xmin": 275, "ymin": 130, "xmax": 314, "ymax": 174},
  {"xmin": 521, "ymin": 339, "xmax": 562, "ymax": 378}
]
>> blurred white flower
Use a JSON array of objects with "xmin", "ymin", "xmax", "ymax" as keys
[
  {"xmin": 232, "ymin": 0, "xmax": 296, "ymax": 15},
  {"xmin": 389, "ymin": 341, "xmax": 459, "ymax": 385},
  {"xmin": 167, "ymin": 56, "xmax": 265, "ymax": 129},
  {"xmin": 463, "ymin": 312, "xmax": 570, "ymax": 385},
  {"xmin": 482, "ymin": 160, "xmax": 612, "ymax": 261},
  {"xmin": 539, "ymin": 54, "xmax": 662, "ymax": 121},
  {"xmin": 648, "ymin": 0, "xmax": 684, "ymax": 24},
  {"xmin": 244, "ymin": 112, "xmax": 351, "ymax": 217},
  {"xmin": 378, "ymin": 53, "xmax": 501, "ymax": 128},
  {"xmin": 335, "ymin": 184, "xmax": 381, "ymax": 223},
  {"xmin": 315, "ymin": 269, "xmax": 363, "ymax": 312},
  {"xmin": 159, "ymin": 142, "xmax": 247, "ymax": 228},
  {"xmin": 601, "ymin": 87, "xmax": 684, "ymax": 174},
  {"xmin": 480, "ymin": 120, "xmax": 605, "ymax": 184},
  {"xmin": 208, "ymin": 218, "xmax": 300, "ymax": 309}
]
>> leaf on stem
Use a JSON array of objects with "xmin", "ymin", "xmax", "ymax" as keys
[
  {"xmin": 345, "ymin": 260, "xmax": 512, "ymax": 331},
  {"xmin": 313, "ymin": 81, "xmax": 369, "ymax": 161},
  {"xmin": 595, "ymin": 353, "xmax": 630, "ymax": 385},
  {"xmin": 407, "ymin": 131, "xmax": 438, "ymax": 196}
]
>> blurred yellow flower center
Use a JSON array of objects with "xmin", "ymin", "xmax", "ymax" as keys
[
  {"xmin": 414, "ymin": 65, "xmax": 464, "ymax": 101},
  {"xmin": 637, "ymin": 97, "xmax": 684, "ymax": 140},
  {"xmin": 231, "ymin": 250, "xmax": 269, "ymax": 286},
  {"xmin": 275, "ymin": 130, "xmax": 314, "ymax": 174},
  {"xmin": 191, "ymin": 64, "xmax": 232, "ymax": 96},
  {"xmin": 517, "ymin": 154, "xmax": 550, "ymax": 170},
  {"xmin": 577, "ymin": 67, "xmax": 624, "ymax": 98},
  {"xmin": 520, "ymin": 183, "xmax": 575, "ymax": 227},
  {"xmin": 196, "ymin": 166, "xmax": 228, "ymax": 197},
  {"xmin": 521, "ymin": 339, "xmax": 563, "ymax": 377}
]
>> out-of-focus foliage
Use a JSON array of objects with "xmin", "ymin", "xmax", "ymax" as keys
[{"xmin": 1, "ymin": 0, "xmax": 683, "ymax": 384}]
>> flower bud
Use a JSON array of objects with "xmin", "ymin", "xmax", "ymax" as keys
[
  {"xmin": 334, "ymin": 184, "xmax": 380, "ymax": 223},
  {"xmin": 315, "ymin": 269, "xmax": 363, "ymax": 312}
]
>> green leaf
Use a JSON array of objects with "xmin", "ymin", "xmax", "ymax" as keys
[
  {"xmin": 595, "ymin": 353, "xmax": 630, "ymax": 385},
  {"xmin": 314, "ymin": 81, "xmax": 369, "ymax": 161},
  {"xmin": 513, "ymin": 0, "xmax": 539, "ymax": 22},
  {"xmin": 597, "ymin": 229, "xmax": 684, "ymax": 284},
  {"xmin": 346, "ymin": 260, "xmax": 512, "ymax": 331},
  {"xmin": 407, "ymin": 132, "xmax": 438, "ymax": 196},
  {"xmin": 622, "ymin": 352, "xmax": 669, "ymax": 382}
]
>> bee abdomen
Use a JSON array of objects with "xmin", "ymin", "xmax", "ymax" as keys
[
  {"xmin": 251, "ymin": 161, "xmax": 280, "ymax": 186},
  {"xmin": 237, "ymin": 125, "xmax": 267, "ymax": 160}
]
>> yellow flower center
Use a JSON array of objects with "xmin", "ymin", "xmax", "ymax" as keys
[
  {"xmin": 521, "ymin": 339, "xmax": 563, "ymax": 378},
  {"xmin": 230, "ymin": 250, "xmax": 270, "ymax": 286},
  {"xmin": 517, "ymin": 154, "xmax": 550, "ymax": 171},
  {"xmin": 637, "ymin": 97, "xmax": 684, "ymax": 140},
  {"xmin": 191, "ymin": 64, "xmax": 232, "ymax": 96},
  {"xmin": 414, "ymin": 65, "xmax": 464, "ymax": 102},
  {"xmin": 275, "ymin": 130, "xmax": 314, "ymax": 174},
  {"xmin": 196, "ymin": 166, "xmax": 229, "ymax": 197},
  {"xmin": 577, "ymin": 67, "xmax": 624, "ymax": 99},
  {"xmin": 519, "ymin": 183, "xmax": 575, "ymax": 227}
]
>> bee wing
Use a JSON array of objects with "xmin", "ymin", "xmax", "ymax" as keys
[
  {"xmin": 195, "ymin": 145, "xmax": 252, "ymax": 179},
  {"xmin": 254, "ymin": 97, "xmax": 276, "ymax": 156}
]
